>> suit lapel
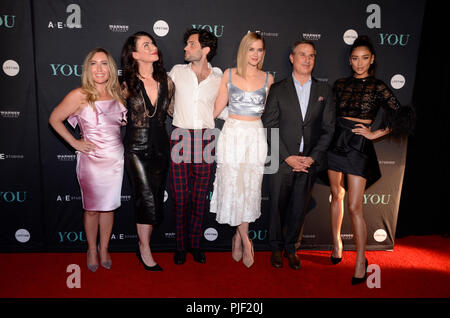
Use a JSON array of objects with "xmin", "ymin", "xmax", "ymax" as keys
[
  {"xmin": 285, "ymin": 77, "xmax": 303, "ymax": 123},
  {"xmin": 304, "ymin": 78, "xmax": 318, "ymax": 124}
]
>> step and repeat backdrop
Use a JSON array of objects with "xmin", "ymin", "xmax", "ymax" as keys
[{"xmin": 1, "ymin": 0, "xmax": 425, "ymax": 252}]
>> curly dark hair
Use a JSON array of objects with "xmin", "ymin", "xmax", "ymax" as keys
[
  {"xmin": 120, "ymin": 31, "xmax": 168, "ymax": 99},
  {"xmin": 183, "ymin": 28, "xmax": 218, "ymax": 62}
]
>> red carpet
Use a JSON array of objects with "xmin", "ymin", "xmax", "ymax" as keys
[{"xmin": 0, "ymin": 235, "xmax": 449, "ymax": 299}]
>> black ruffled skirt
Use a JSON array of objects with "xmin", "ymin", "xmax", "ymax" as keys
[{"xmin": 327, "ymin": 117, "xmax": 381, "ymax": 189}]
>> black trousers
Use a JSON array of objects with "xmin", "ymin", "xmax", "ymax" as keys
[
  {"xmin": 268, "ymin": 162, "xmax": 317, "ymax": 254},
  {"xmin": 125, "ymin": 151, "xmax": 168, "ymax": 225},
  {"xmin": 124, "ymin": 127, "xmax": 169, "ymax": 225}
]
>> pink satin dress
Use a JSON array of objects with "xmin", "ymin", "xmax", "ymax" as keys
[{"xmin": 68, "ymin": 100, "xmax": 127, "ymax": 211}]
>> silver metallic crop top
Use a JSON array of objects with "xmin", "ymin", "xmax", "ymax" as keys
[{"xmin": 227, "ymin": 70, "xmax": 269, "ymax": 117}]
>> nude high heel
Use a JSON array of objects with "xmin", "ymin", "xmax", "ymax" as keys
[
  {"xmin": 232, "ymin": 234, "xmax": 243, "ymax": 262},
  {"xmin": 242, "ymin": 239, "xmax": 254, "ymax": 268}
]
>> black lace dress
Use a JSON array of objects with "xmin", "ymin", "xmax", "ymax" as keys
[
  {"xmin": 124, "ymin": 78, "xmax": 174, "ymax": 224},
  {"xmin": 327, "ymin": 76, "xmax": 413, "ymax": 188}
]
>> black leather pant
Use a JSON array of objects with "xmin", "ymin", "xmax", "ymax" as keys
[{"xmin": 125, "ymin": 128, "xmax": 168, "ymax": 225}]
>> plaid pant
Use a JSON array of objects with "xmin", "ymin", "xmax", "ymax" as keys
[{"xmin": 169, "ymin": 128, "xmax": 215, "ymax": 251}]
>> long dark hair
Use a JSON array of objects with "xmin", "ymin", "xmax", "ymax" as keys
[
  {"xmin": 121, "ymin": 31, "xmax": 167, "ymax": 98},
  {"xmin": 350, "ymin": 35, "xmax": 376, "ymax": 76}
]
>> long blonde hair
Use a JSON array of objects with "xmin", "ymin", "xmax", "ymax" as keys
[
  {"xmin": 81, "ymin": 48, "xmax": 124, "ymax": 109},
  {"xmin": 236, "ymin": 32, "xmax": 266, "ymax": 78}
]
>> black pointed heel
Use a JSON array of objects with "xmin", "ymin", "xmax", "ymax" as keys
[
  {"xmin": 330, "ymin": 244, "xmax": 343, "ymax": 264},
  {"xmin": 331, "ymin": 255, "xmax": 342, "ymax": 265},
  {"xmin": 136, "ymin": 249, "xmax": 163, "ymax": 272},
  {"xmin": 351, "ymin": 258, "xmax": 368, "ymax": 285}
]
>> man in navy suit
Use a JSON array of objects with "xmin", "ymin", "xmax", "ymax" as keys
[{"xmin": 262, "ymin": 40, "xmax": 335, "ymax": 269}]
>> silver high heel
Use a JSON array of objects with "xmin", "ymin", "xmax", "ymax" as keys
[
  {"xmin": 101, "ymin": 259, "xmax": 112, "ymax": 270},
  {"xmin": 98, "ymin": 244, "xmax": 112, "ymax": 270},
  {"xmin": 87, "ymin": 250, "xmax": 99, "ymax": 272}
]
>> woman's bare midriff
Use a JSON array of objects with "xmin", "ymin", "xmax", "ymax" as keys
[
  {"xmin": 229, "ymin": 114, "xmax": 261, "ymax": 121},
  {"xmin": 343, "ymin": 116, "xmax": 372, "ymax": 125}
]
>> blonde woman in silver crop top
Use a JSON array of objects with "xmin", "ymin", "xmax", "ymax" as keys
[{"xmin": 210, "ymin": 32, "xmax": 273, "ymax": 269}]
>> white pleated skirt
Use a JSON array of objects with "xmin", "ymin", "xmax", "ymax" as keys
[{"xmin": 210, "ymin": 118, "xmax": 268, "ymax": 226}]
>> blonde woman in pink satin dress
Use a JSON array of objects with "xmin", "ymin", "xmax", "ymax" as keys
[{"xmin": 49, "ymin": 48, "xmax": 127, "ymax": 272}]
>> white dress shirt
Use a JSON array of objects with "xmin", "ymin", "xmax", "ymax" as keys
[{"xmin": 169, "ymin": 63, "xmax": 222, "ymax": 129}]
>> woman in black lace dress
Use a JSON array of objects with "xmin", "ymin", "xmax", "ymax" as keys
[
  {"xmin": 121, "ymin": 31, "xmax": 174, "ymax": 271},
  {"xmin": 327, "ymin": 36, "xmax": 413, "ymax": 284}
]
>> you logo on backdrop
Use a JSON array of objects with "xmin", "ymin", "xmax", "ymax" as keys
[
  {"xmin": 50, "ymin": 64, "xmax": 82, "ymax": 77},
  {"xmin": 192, "ymin": 24, "xmax": 224, "ymax": 38},
  {"xmin": 0, "ymin": 14, "xmax": 15, "ymax": 28},
  {"xmin": 0, "ymin": 191, "xmax": 26, "ymax": 202},
  {"xmin": 365, "ymin": 4, "xmax": 410, "ymax": 47}
]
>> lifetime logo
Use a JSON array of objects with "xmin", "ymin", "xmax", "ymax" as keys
[
  {"xmin": 153, "ymin": 20, "xmax": 169, "ymax": 37},
  {"xmin": 2, "ymin": 60, "xmax": 20, "ymax": 76},
  {"xmin": 0, "ymin": 191, "xmax": 26, "ymax": 202},
  {"xmin": 204, "ymin": 228, "xmax": 218, "ymax": 241}
]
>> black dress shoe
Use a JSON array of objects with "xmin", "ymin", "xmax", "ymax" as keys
[
  {"xmin": 174, "ymin": 250, "xmax": 186, "ymax": 265},
  {"xmin": 190, "ymin": 248, "xmax": 206, "ymax": 263},
  {"xmin": 352, "ymin": 258, "xmax": 368, "ymax": 285},
  {"xmin": 270, "ymin": 251, "xmax": 283, "ymax": 268},
  {"xmin": 287, "ymin": 253, "xmax": 301, "ymax": 270}
]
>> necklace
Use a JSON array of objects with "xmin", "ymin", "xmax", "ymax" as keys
[
  {"xmin": 138, "ymin": 73, "xmax": 152, "ymax": 80},
  {"xmin": 140, "ymin": 89, "xmax": 158, "ymax": 118}
]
